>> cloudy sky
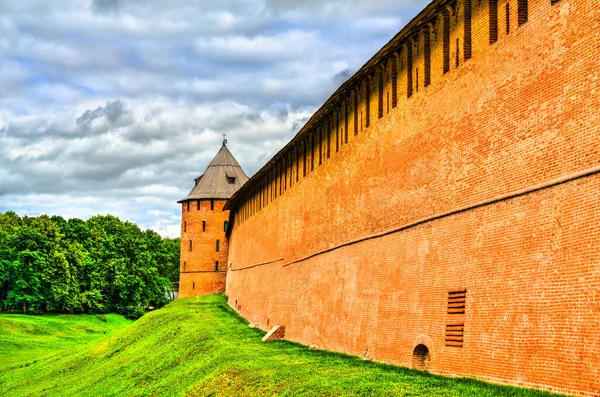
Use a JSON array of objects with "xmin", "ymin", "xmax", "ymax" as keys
[{"xmin": 0, "ymin": 0, "xmax": 428, "ymax": 237}]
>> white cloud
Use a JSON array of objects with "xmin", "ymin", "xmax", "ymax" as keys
[
  {"xmin": 194, "ymin": 30, "xmax": 319, "ymax": 63},
  {"xmin": 0, "ymin": 0, "xmax": 430, "ymax": 236}
]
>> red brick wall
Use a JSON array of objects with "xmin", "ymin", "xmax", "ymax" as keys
[
  {"xmin": 226, "ymin": 0, "xmax": 600, "ymax": 395},
  {"xmin": 179, "ymin": 199, "xmax": 229, "ymax": 298},
  {"xmin": 179, "ymin": 271, "xmax": 226, "ymax": 297}
]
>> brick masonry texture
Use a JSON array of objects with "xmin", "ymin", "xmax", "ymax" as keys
[
  {"xmin": 221, "ymin": 0, "xmax": 598, "ymax": 395},
  {"xmin": 179, "ymin": 199, "xmax": 229, "ymax": 298}
]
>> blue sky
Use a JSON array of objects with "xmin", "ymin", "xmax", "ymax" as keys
[{"xmin": 0, "ymin": 0, "xmax": 429, "ymax": 237}]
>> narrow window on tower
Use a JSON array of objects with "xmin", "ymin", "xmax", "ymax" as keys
[
  {"xmin": 407, "ymin": 43, "xmax": 413, "ymax": 98},
  {"xmin": 186, "ymin": 201, "xmax": 190, "ymax": 212},
  {"xmin": 192, "ymin": 282, "xmax": 195, "ymax": 290},
  {"xmin": 391, "ymin": 55, "xmax": 398, "ymax": 107},
  {"xmin": 189, "ymin": 240, "xmax": 193, "ymax": 252},
  {"xmin": 365, "ymin": 80, "xmax": 371, "ymax": 127},
  {"xmin": 490, "ymin": 0, "xmax": 499, "ymax": 43},
  {"xmin": 518, "ymin": 0, "xmax": 528, "ymax": 25},
  {"xmin": 424, "ymin": 27, "xmax": 431, "ymax": 86},
  {"xmin": 506, "ymin": 3, "xmax": 511, "ymax": 34},
  {"xmin": 184, "ymin": 221, "xmax": 187, "ymax": 232},
  {"xmin": 197, "ymin": 200, "xmax": 200, "ymax": 210},
  {"xmin": 378, "ymin": 70, "xmax": 384, "ymax": 119},
  {"xmin": 224, "ymin": 221, "xmax": 228, "ymax": 232},
  {"xmin": 464, "ymin": 0, "xmax": 472, "ymax": 60},
  {"xmin": 202, "ymin": 220, "xmax": 206, "ymax": 232},
  {"xmin": 216, "ymin": 239, "xmax": 221, "ymax": 252},
  {"xmin": 210, "ymin": 199, "xmax": 215, "ymax": 210},
  {"xmin": 183, "ymin": 261, "xmax": 186, "ymax": 272},
  {"xmin": 354, "ymin": 91, "xmax": 359, "ymax": 135},
  {"xmin": 443, "ymin": 10, "xmax": 450, "ymax": 74},
  {"xmin": 215, "ymin": 261, "xmax": 219, "ymax": 271}
]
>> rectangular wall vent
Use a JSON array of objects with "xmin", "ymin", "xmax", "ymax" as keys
[
  {"xmin": 447, "ymin": 289, "xmax": 466, "ymax": 314},
  {"xmin": 445, "ymin": 323, "xmax": 464, "ymax": 347}
]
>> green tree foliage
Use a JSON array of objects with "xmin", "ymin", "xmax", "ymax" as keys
[{"xmin": 0, "ymin": 212, "xmax": 180, "ymax": 318}]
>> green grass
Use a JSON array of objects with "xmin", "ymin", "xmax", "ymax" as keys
[
  {"xmin": 0, "ymin": 312, "xmax": 132, "ymax": 374},
  {"xmin": 0, "ymin": 295, "xmax": 564, "ymax": 397}
]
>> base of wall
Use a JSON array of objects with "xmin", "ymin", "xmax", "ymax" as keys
[
  {"xmin": 226, "ymin": 173, "xmax": 600, "ymax": 396},
  {"xmin": 179, "ymin": 271, "xmax": 226, "ymax": 298}
]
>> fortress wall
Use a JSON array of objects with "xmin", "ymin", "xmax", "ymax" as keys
[
  {"xmin": 179, "ymin": 199, "xmax": 228, "ymax": 298},
  {"xmin": 229, "ymin": 174, "xmax": 600, "ymax": 395},
  {"xmin": 225, "ymin": 0, "xmax": 600, "ymax": 394},
  {"xmin": 231, "ymin": 0, "xmax": 600, "ymax": 263}
]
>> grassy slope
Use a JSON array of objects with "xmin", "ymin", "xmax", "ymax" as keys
[
  {"xmin": 0, "ymin": 295, "xmax": 563, "ymax": 397},
  {"xmin": 0, "ymin": 313, "xmax": 132, "ymax": 374}
]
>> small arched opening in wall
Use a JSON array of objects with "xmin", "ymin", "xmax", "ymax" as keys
[
  {"xmin": 412, "ymin": 335, "xmax": 433, "ymax": 370},
  {"xmin": 412, "ymin": 344, "xmax": 430, "ymax": 370}
]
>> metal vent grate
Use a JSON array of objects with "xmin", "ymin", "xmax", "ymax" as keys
[
  {"xmin": 445, "ymin": 323, "xmax": 464, "ymax": 347},
  {"xmin": 447, "ymin": 289, "xmax": 466, "ymax": 314}
]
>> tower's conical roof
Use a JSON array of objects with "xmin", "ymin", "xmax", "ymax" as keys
[{"xmin": 178, "ymin": 142, "xmax": 249, "ymax": 202}]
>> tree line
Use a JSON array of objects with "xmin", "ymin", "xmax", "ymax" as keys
[{"xmin": 0, "ymin": 212, "xmax": 180, "ymax": 318}]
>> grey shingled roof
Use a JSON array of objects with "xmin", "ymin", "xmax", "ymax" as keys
[{"xmin": 178, "ymin": 143, "xmax": 249, "ymax": 202}]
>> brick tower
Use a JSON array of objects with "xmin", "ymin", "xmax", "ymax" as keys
[{"xmin": 178, "ymin": 139, "xmax": 248, "ymax": 298}]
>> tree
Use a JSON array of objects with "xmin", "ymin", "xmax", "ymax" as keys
[
  {"xmin": 5, "ymin": 226, "xmax": 48, "ymax": 313},
  {"xmin": 0, "ymin": 212, "xmax": 180, "ymax": 318}
]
